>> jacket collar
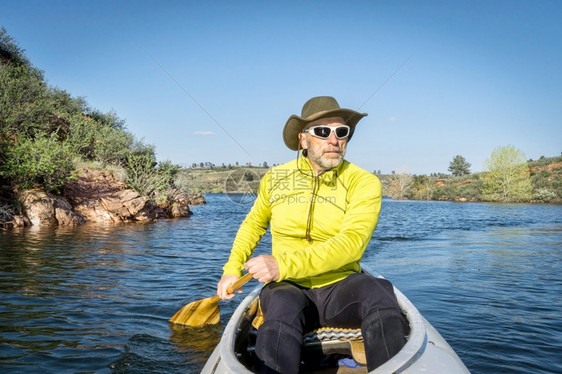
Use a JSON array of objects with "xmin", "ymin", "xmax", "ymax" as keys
[{"xmin": 297, "ymin": 156, "xmax": 344, "ymax": 186}]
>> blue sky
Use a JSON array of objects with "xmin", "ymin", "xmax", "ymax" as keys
[{"xmin": 1, "ymin": 0, "xmax": 560, "ymax": 174}]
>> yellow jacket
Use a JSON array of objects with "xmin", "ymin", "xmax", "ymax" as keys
[{"xmin": 222, "ymin": 157, "xmax": 382, "ymax": 288}]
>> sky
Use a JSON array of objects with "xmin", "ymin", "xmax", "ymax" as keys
[{"xmin": 1, "ymin": 0, "xmax": 561, "ymax": 175}]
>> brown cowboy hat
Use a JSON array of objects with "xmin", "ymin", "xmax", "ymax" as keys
[{"xmin": 282, "ymin": 96, "xmax": 367, "ymax": 151}]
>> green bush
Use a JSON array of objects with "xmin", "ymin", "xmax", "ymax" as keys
[
  {"xmin": 174, "ymin": 169, "xmax": 195, "ymax": 193},
  {"xmin": 66, "ymin": 115, "xmax": 98, "ymax": 159},
  {"xmin": 533, "ymin": 188, "xmax": 556, "ymax": 202},
  {"xmin": 551, "ymin": 175, "xmax": 562, "ymax": 200},
  {"xmin": 431, "ymin": 184, "xmax": 456, "ymax": 201},
  {"xmin": 125, "ymin": 146, "xmax": 179, "ymax": 197},
  {"xmin": 93, "ymin": 125, "xmax": 134, "ymax": 166},
  {"xmin": 0, "ymin": 132, "xmax": 75, "ymax": 192},
  {"xmin": 409, "ymin": 175, "xmax": 433, "ymax": 200},
  {"xmin": 531, "ymin": 169, "xmax": 551, "ymax": 190},
  {"xmin": 456, "ymin": 177, "xmax": 483, "ymax": 200},
  {"xmin": 86, "ymin": 109, "xmax": 126, "ymax": 130},
  {"xmin": 0, "ymin": 63, "xmax": 53, "ymax": 137}
]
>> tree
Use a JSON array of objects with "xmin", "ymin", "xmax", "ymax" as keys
[
  {"xmin": 482, "ymin": 145, "xmax": 532, "ymax": 202},
  {"xmin": 410, "ymin": 175, "xmax": 433, "ymax": 200},
  {"xmin": 387, "ymin": 168, "xmax": 413, "ymax": 199},
  {"xmin": 448, "ymin": 155, "xmax": 471, "ymax": 176}
]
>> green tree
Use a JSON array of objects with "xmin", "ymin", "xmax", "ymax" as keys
[
  {"xmin": 448, "ymin": 155, "xmax": 471, "ymax": 176},
  {"xmin": 482, "ymin": 145, "xmax": 532, "ymax": 202}
]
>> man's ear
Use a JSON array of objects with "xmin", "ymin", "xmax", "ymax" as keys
[{"xmin": 298, "ymin": 133, "xmax": 308, "ymax": 150}]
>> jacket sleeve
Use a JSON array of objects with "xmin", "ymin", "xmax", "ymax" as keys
[
  {"xmin": 222, "ymin": 172, "xmax": 272, "ymax": 277},
  {"xmin": 275, "ymin": 173, "xmax": 382, "ymax": 281}
]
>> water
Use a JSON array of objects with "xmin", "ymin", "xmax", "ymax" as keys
[{"xmin": 1, "ymin": 195, "xmax": 561, "ymax": 373}]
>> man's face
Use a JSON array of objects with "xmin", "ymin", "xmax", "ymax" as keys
[{"xmin": 299, "ymin": 116, "xmax": 348, "ymax": 174}]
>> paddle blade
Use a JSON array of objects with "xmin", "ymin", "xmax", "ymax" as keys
[{"xmin": 170, "ymin": 295, "xmax": 221, "ymax": 326}]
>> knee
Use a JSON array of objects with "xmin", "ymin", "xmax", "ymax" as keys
[
  {"xmin": 259, "ymin": 282, "xmax": 310, "ymax": 325},
  {"xmin": 350, "ymin": 276, "xmax": 400, "ymax": 314},
  {"xmin": 362, "ymin": 308, "xmax": 409, "ymax": 349}
]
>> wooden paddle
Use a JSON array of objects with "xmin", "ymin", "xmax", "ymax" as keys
[{"xmin": 170, "ymin": 273, "xmax": 253, "ymax": 326}]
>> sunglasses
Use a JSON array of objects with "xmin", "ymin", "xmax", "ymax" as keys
[{"xmin": 303, "ymin": 125, "xmax": 351, "ymax": 140}]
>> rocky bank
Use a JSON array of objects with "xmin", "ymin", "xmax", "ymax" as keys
[{"xmin": 2, "ymin": 168, "xmax": 205, "ymax": 228}]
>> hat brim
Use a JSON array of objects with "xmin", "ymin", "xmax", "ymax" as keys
[{"xmin": 283, "ymin": 108, "xmax": 367, "ymax": 151}]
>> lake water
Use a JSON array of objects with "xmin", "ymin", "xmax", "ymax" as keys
[{"xmin": 1, "ymin": 194, "xmax": 561, "ymax": 373}]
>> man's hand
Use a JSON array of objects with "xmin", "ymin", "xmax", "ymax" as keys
[
  {"xmin": 217, "ymin": 274, "xmax": 242, "ymax": 300},
  {"xmin": 244, "ymin": 255, "xmax": 280, "ymax": 283}
]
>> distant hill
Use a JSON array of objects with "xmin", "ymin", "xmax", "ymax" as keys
[
  {"xmin": 177, "ymin": 166, "xmax": 269, "ymax": 194},
  {"xmin": 181, "ymin": 155, "xmax": 562, "ymax": 204}
]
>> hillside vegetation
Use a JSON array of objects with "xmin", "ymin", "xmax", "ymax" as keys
[
  {"xmin": 184, "ymin": 154, "xmax": 562, "ymax": 204},
  {"xmin": 379, "ymin": 155, "xmax": 561, "ymax": 204},
  {"xmin": 0, "ymin": 28, "xmax": 185, "ymax": 222}
]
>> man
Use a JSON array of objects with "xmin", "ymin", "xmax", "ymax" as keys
[{"xmin": 217, "ymin": 96, "xmax": 408, "ymax": 373}]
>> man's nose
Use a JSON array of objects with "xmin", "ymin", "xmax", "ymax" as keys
[{"xmin": 326, "ymin": 132, "xmax": 339, "ymax": 145}]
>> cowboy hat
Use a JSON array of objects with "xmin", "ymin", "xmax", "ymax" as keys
[{"xmin": 282, "ymin": 96, "xmax": 367, "ymax": 151}]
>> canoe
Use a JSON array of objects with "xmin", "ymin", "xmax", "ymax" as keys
[{"xmin": 201, "ymin": 267, "xmax": 470, "ymax": 373}]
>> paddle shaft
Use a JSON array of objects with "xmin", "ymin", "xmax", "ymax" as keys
[{"xmin": 208, "ymin": 273, "xmax": 253, "ymax": 303}]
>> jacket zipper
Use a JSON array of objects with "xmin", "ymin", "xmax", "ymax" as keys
[{"xmin": 305, "ymin": 174, "xmax": 318, "ymax": 242}]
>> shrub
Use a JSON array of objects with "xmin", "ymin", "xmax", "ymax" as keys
[
  {"xmin": 125, "ymin": 148, "xmax": 179, "ymax": 198},
  {"xmin": 0, "ymin": 132, "xmax": 76, "ymax": 193},
  {"xmin": 66, "ymin": 115, "xmax": 98, "ymax": 159},
  {"xmin": 456, "ymin": 177, "xmax": 483, "ymax": 200},
  {"xmin": 174, "ymin": 169, "xmax": 194, "ymax": 193},
  {"xmin": 93, "ymin": 125, "xmax": 134, "ymax": 166},
  {"xmin": 533, "ymin": 188, "xmax": 556, "ymax": 203},
  {"xmin": 431, "ymin": 184, "xmax": 456, "ymax": 201},
  {"xmin": 0, "ymin": 63, "xmax": 53, "ymax": 137}
]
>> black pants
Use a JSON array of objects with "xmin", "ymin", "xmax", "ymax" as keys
[{"xmin": 255, "ymin": 273, "xmax": 409, "ymax": 373}]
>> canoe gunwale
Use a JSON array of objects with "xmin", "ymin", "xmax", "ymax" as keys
[
  {"xmin": 217, "ymin": 286, "xmax": 262, "ymax": 373},
  {"xmin": 202, "ymin": 266, "xmax": 470, "ymax": 373}
]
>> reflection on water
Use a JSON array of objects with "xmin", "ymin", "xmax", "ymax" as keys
[
  {"xmin": 168, "ymin": 324, "xmax": 223, "ymax": 364},
  {"xmin": 109, "ymin": 324, "xmax": 223, "ymax": 373},
  {"xmin": 1, "ymin": 196, "xmax": 561, "ymax": 373}
]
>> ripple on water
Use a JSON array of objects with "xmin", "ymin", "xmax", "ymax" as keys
[{"xmin": 1, "ymin": 195, "xmax": 561, "ymax": 373}]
